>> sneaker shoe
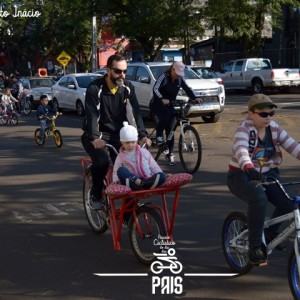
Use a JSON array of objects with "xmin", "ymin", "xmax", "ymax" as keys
[
  {"xmin": 264, "ymin": 228, "xmax": 286, "ymax": 251},
  {"xmin": 249, "ymin": 244, "xmax": 268, "ymax": 266},
  {"xmin": 156, "ymin": 136, "xmax": 164, "ymax": 145},
  {"xmin": 165, "ymin": 153, "xmax": 175, "ymax": 166},
  {"xmin": 89, "ymin": 193, "xmax": 104, "ymax": 210},
  {"xmin": 38, "ymin": 139, "xmax": 44, "ymax": 145},
  {"xmin": 142, "ymin": 174, "xmax": 161, "ymax": 189}
]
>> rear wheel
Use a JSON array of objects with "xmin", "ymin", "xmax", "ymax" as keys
[
  {"xmin": 178, "ymin": 125, "xmax": 202, "ymax": 174},
  {"xmin": 52, "ymin": 99, "xmax": 60, "ymax": 112},
  {"xmin": 222, "ymin": 212, "xmax": 252, "ymax": 275},
  {"xmin": 252, "ymin": 79, "xmax": 264, "ymax": 94},
  {"xmin": 53, "ymin": 129, "xmax": 63, "ymax": 148},
  {"xmin": 22, "ymin": 99, "xmax": 32, "ymax": 115},
  {"xmin": 34, "ymin": 128, "xmax": 45, "ymax": 145},
  {"xmin": 288, "ymin": 249, "xmax": 300, "ymax": 300},
  {"xmin": 83, "ymin": 169, "xmax": 108, "ymax": 234},
  {"xmin": 129, "ymin": 205, "xmax": 166, "ymax": 265}
]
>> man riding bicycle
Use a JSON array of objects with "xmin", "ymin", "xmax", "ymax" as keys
[{"xmin": 81, "ymin": 54, "xmax": 150, "ymax": 210}]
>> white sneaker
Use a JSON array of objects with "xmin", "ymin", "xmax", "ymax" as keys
[
  {"xmin": 165, "ymin": 153, "xmax": 175, "ymax": 166},
  {"xmin": 156, "ymin": 136, "xmax": 164, "ymax": 145}
]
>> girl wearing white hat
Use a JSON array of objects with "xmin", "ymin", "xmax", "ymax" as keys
[{"xmin": 113, "ymin": 122, "xmax": 165, "ymax": 190}]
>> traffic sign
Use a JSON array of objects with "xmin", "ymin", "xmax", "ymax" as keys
[{"xmin": 57, "ymin": 51, "xmax": 71, "ymax": 67}]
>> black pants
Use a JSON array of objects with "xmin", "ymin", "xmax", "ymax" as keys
[
  {"xmin": 150, "ymin": 99, "xmax": 176, "ymax": 153},
  {"xmin": 81, "ymin": 133, "xmax": 120, "ymax": 199}
]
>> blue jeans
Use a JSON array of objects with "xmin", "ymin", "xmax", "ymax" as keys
[
  {"xmin": 39, "ymin": 119, "xmax": 50, "ymax": 139},
  {"xmin": 227, "ymin": 167, "xmax": 294, "ymax": 248},
  {"xmin": 117, "ymin": 166, "xmax": 165, "ymax": 191}
]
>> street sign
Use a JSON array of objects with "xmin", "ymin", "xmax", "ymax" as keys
[{"xmin": 56, "ymin": 51, "xmax": 71, "ymax": 67}]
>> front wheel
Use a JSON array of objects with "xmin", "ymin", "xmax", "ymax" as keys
[
  {"xmin": 53, "ymin": 129, "xmax": 63, "ymax": 148},
  {"xmin": 76, "ymin": 100, "xmax": 85, "ymax": 116},
  {"xmin": 83, "ymin": 169, "xmax": 108, "ymax": 234},
  {"xmin": 288, "ymin": 249, "xmax": 300, "ymax": 299},
  {"xmin": 178, "ymin": 125, "xmax": 202, "ymax": 174},
  {"xmin": 222, "ymin": 212, "xmax": 252, "ymax": 275},
  {"xmin": 129, "ymin": 205, "xmax": 166, "ymax": 265},
  {"xmin": 34, "ymin": 128, "xmax": 46, "ymax": 145}
]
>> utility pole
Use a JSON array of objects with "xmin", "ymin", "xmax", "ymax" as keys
[{"xmin": 91, "ymin": 1, "xmax": 97, "ymax": 72}]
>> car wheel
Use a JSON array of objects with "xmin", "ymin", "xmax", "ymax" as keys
[
  {"xmin": 202, "ymin": 113, "xmax": 220, "ymax": 123},
  {"xmin": 76, "ymin": 100, "xmax": 85, "ymax": 116},
  {"xmin": 52, "ymin": 98, "xmax": 60, "ymax": 111}
]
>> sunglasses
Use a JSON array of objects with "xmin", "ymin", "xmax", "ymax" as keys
[
  {"xmin": 253, "ymin": 111, "xmax": 275, "ymax": 118},
  {"xmin": 112, "ymin": 68, "xmax": 127, "ymax": 75}
]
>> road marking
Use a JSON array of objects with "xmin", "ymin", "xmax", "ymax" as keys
[{"xmin": 43, "ymin": 204, "xmax": 68, "ymax": 216}]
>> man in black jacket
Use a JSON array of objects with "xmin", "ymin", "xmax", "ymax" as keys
[{"xmin": 81, "ymin": 54, "xmax": 150, "ymax": 210}]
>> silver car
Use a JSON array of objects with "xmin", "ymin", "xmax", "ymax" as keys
[
  {"xmin": 51, "ymin": 73, "xmax": 102, "ymax": 116},
  {"xmin": 20, "ymin": 77, "xmax": 55, "ymax": 108}
]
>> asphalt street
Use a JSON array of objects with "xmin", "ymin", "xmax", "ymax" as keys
[{"xmin": 1, "ymin": 91, "xmax": 300, "ymax": 300}]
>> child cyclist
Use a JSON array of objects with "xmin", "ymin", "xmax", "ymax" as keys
[
  {"xmin": 36, "ymin": 95, "xmax": 56, "ymax": 145},
  {"xmin": 1, "ymin": 88, "xmax": 18, "ymax": 117},
  {"xmin": 113, "ymin": 122, "xmax": 165, "ymax": 190}
]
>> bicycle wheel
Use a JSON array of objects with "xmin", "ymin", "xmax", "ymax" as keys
[
  {"xmin": 34, "ymin": 128, "xmax": 45, "ymax": 145},
  {"xmin": 178, "ymin": 124, "xmax": 201, "ymax": 174},
  {"xmin": 288, "ymin": 249, "xmax": 300, "ymax": 299},
  {"xmin": 23, "ymin": 99, "xmax": 32, "ymax": 115},
  {"xmin": 222, "ymin": 212, "xmax": 253, "ymax": 275},
  {"xmin": 129, "ymin": 205, "xmax": 166, "ymax": 265},
  {"xmin": 10, "ymin": 114, "xmax": 18, "ymax": 126},
  {"xmin": 53, "ymin": 129, "xmax": 63, "ymax": 148},
  {"xmin": 82, "ymin": 168, "xmax": 108, "ymax": 234}
]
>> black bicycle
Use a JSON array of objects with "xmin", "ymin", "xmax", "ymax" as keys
[{"xmin": 147, "ymin": 99, "xmax": 202, "ymax": 174}]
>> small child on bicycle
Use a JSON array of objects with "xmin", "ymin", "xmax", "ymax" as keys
[
  {"xmin": 0, "ymin": 88, "xmax": 18, "ymax": 117},
  {"xmin": 113, "ymin": 122, "xmax": 165, "ymax": 190},
  {"xmin": 36, "ymin": 94, "xmax": 56, "ymax": 145}
]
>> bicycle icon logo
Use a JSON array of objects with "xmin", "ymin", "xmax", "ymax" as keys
[{"xmin": 151, "ymin": 248, "xmax": 183, "ymax": 275}]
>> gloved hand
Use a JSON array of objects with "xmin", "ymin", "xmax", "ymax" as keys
[{"xmin": 246, "ymin": 168, "xmax": 262, "ymax": 181}]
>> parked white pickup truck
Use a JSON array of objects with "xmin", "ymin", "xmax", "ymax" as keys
[{"xmin": 219, "ymin": 58, "xmax": 300, "ymax": 93}]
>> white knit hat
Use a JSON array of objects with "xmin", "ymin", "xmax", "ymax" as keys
[{"xmin": 120, "ymin": 122, "xmax": 138, "ymax": 142}]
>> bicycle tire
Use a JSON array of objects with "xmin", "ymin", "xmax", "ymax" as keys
[
  {"xmin": 23, "ymin": 99, "xmax": 32, "ymax": 115},
  {"xmin": 82, "ymin": 169, "xmax": 108, "ymax": 234},
  {"xmin": 222, "ymin": 212, "xmax": 253, "ymax": 275},
  {"xmin": 288, "ymin": 248, "xmax": 300, "ymax": 299},
  {"xmin": 178, "ymin": 124, "xmax": 201, "ymax": 174},
  {"xmin": 129, "ymin": 205, "xmax": 166, "ymax": 265},
  {"xmin": 53, "ymin": 129, "xmax": 63, "ymax": 148},
  {"xmin": 10, "ymin": 114, "xmax": 18, "ymax": 126},
  {"xmin": 34, "ymin": 128, "xmax": 46, "ymax": 145}
]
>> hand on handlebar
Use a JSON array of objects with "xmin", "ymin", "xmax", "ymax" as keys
[
  {"xmin": 162, "ymin": 99, "xmax": 170, "ymax": 105},
  {"xmin": 139, "ymin": 136, "xmax": 152, "ymax": 148},
  {"xmin": 246, "ymin": 168, "xmax": 263, "ymax": 181},
  {"xmin": 92, "ymin": 138, "xmax": 106, "ymax": 149}
]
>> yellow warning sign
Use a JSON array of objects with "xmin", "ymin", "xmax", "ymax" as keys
[{"xmin": 56, "ymin": 51, "xmax": 71, "ymax": 67}]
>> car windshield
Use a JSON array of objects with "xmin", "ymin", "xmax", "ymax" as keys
[
  {"xmin": 149, "ymin": 65, "xmax": 199, "ymax": 80},
  {"xmin": 29, "ymin": 78, "xmax": 54, "ymax": 88},
  {"xmin": 76, "ymin": 75, "xmax": 100, "ymax": 88}
]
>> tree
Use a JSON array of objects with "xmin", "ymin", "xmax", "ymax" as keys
[{"xmin": 204, "ymin": 0, "xmax": 300, "ymax": 55}]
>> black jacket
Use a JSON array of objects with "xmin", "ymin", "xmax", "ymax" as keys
[{"xmin": 82, "ymin": 76, "xmax": 147, "ymax": 141}]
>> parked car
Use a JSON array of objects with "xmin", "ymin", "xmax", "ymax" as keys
[
  {"xmin": 51, "ymin": 73, "xmax": 102, "ymax": 116},
  {"xmin": 189, "ymin": 66, "xmax": 225, "ymax": 101},
  {"xmin": 126, "ymin": 62, "xmax": 225, "ymax": 123},
  {"xmin": 94, "ymin": 68, "xmax": 106, "ymax": 76},
  {"xmin": 20, "ymin": 77, "xmax": 55, "ymax": 108}
]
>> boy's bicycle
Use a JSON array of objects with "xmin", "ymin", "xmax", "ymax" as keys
[
  {"xmin": 0, "ymin": 107, "xmax": 18, "ymax": 125},
  {"xmin": 147, "ymin": 99, "xmax": 202, "ymax": 174},
  {"xmin": 34, "ymin": 112, "xmax": 63, "ymax": 148},
  {"xmin": 222, "ymin": 176, "xmax": 300, "ymax": 299},
  {"xmin": 81, "ymin": 144, "xmax": 192, "ymax": 265}
]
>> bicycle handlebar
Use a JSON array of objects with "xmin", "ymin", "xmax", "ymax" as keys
[{"xmin": 43, "ymin": 112, "xmax": 62, "ymax": 120}]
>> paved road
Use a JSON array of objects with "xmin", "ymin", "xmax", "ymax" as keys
[{"xmin": 1, "ymin": 92, "xmax": 300, "ymax": 300}]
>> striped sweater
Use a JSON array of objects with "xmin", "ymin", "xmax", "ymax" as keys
[{"xmin": 229, "ymin": 117, "xmax": 300, "ymax": 172}]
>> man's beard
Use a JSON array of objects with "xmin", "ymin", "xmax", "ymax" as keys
[{"xmin": 110, "ymin": 74, "xmax": 124, "ymax": 86}]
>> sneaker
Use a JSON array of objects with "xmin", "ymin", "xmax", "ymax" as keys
[
  {"xmin": 142, "ymin": 174, "xmax": 161, "ymax": 189},
  {"xmin": 249, "ymin": 244, "xmax": 268, "ymax": 266},
  {"xmin": 38, "ymin": 139, "xmax": 44, "ymax": 145},
  {"xmin": 165, "ymin": 153, "xmax": 175, "ymax": 166},
  {"xmin": 89, "ymin": 193, "xmax": 104, "ymax": 210},
  {"xmin": 156, "ymin": 136, "xmax": 164, "ymax": 145},
  {"xmin": 264, "ymin": 228, "xmax": 286, "ymax": 251}
]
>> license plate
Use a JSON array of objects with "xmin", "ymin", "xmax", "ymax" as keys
[{"xmin": 199, "ymin": 104, "xmax": 214, "ymax": 110}]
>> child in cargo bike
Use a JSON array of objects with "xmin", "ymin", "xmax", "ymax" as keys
[
  {"xmin": 113, "ymin": 122, "xmax": 165, "ymax": 190},
  {"xmin": 0, "ymin": 88, "xmax": 18, "ymax": 117}
]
